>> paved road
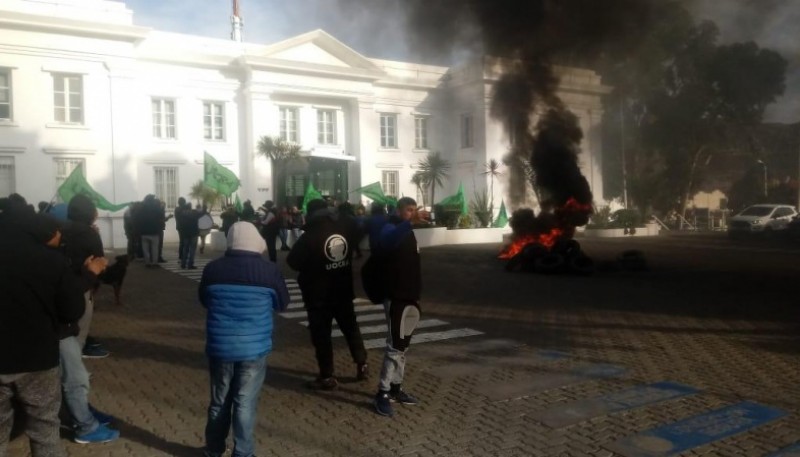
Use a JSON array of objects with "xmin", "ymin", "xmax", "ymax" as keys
[{"xmin": 8, "ymin": 233, "xmax": 800, "ymax": 456}]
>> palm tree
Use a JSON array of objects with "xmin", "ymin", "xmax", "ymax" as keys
[
  {"xmin": 410, "ymin": 171, "xmax": 427, "ymax": 207},
  {"xmin": 482, "ymin": 158, "xmax": 503, "ymax": 219},
  {"xmin": 189, "ymin": 180, "xmax": 221, "ymax": 209},
  {"xmin": 417, "ymin": 151, "xmax": 451, "ymax": 217},
  {"xmin": 257, "ymin": 136, "xmax": 303, "ymax": 206}
]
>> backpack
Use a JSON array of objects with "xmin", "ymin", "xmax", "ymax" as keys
[{"xmin": 361, "ymin": 252, "xmax": 388, "ymax": 304}]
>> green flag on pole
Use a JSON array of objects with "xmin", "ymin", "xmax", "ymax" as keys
[
  {"xmin": 438, "ymin": 182, "xmax": 468, "ymax": 216},
  {"xmin": 352, "ymin": 181, "xmax": 396, "ymax": 207},
  {"xmin": 234, "ymin": 194, "xmax": 243, "ymax": 213},
  {"xmin": 492, "ymin": 200, "xmax": 509, "ymax": 228},
  {"xmin": 204, "ymin": 151, "xmax": 240, "ymax": 196},
  {"xmin": 301, "ymin": 181, "xmax": 322, "ymax": 214},
  {"xmin": 57, "ymin": 165, "xmax": 130, "ymax": 212}
]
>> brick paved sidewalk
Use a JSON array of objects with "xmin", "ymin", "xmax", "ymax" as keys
[{"xmin": 8, "ymin": 246, "xmax": 800, "ymax": 456}]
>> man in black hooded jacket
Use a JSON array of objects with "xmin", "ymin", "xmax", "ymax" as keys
[
  {"xmin": 0, "ymin": 212, "xmax": 87, "ymax": 456},
  {"xmin": 286, "ymin": 199, "xmax": 368, "ymax": 390}
]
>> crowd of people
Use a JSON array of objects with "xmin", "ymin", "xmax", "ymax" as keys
[{"xmin": 1, "ymin": 191, "xmax": 424, "ymax": 457}]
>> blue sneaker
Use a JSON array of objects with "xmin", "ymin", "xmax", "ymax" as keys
[
  {"xmin": 89, "ymin": 405, "xmax": 114, "ymax": 425},
  {"xmin": 373, "ymin": 392, "xmax": 394, "ymax": 417},
  {"xmin": 74, "ymin": 424, "xmax": 120, "ymax": 444}
]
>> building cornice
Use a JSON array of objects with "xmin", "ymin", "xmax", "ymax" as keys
[
  {"xmin": 241, "ymin": 56, "xmax": 385, "ymax": 82},
  {"xmin": 0, "ymin": 10, "xmax": 149, "ymax": 43}
]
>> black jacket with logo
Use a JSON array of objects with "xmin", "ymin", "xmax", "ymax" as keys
[{"xmin": 286, "ymin": 209, "xmax": 354, "ymax": 306}]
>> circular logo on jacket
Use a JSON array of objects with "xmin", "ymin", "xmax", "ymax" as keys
[{"xmin": 324, "ymin": 235, "xmax": 349, "ymax": 262}]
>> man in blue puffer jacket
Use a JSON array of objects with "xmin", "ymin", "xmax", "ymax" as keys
[{"xmin": 199, "ymin": 221, "xmax": 289, "ymax": 457}]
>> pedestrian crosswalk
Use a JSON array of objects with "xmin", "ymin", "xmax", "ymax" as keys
[{"xmin": 159, "ymin": 257, "xmax": 485, "ymax": 350}]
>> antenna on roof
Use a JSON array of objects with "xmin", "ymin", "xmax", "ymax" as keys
[{"xmin": 231, "ymin": 0, "xmax": 243, "ymax": 42}]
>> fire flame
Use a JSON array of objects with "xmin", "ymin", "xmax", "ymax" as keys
[{"xmin": 498, "ymin": 197, "xmax": 592, "ymax": 260}]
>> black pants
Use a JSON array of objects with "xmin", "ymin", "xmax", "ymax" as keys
[
  {"xmin": 306, "ymin": 301, "xmax": 367, "ymax": 379},
  {"xmin": 265, "ymin": 231, "xmax": 278, "ymax": 262}
]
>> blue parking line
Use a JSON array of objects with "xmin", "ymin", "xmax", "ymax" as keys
[
  {"xmin": 606, "ymin": 401, "xmax": 787, "ymax": 457},
  {"xmin": 534, "ymin": 381, "xmax": 699, "ymax": 428},
  {"xmin": 768, "ymin": 443, "xmax": 800, "ymax": 457}
]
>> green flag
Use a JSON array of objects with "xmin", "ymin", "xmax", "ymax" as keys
[
  {"xmin": 57, "ymin": 165, "xmax": 130, "ymax": 212},
  {"xmin": 438, "ymin": 182, "xmax": 468, "ymax": 216},
  {"xmin": 492, "ymin": 200, "xmax": 508, "ymax": 228},
  {"xmin": 204, "ymin": 151, "xmax": 240, "ymax": 196},
  {"xmin": 234, "ymin": 194, "xmax": 243, "ymax": 213},
  {"xmin": 301, "ymin": 181, "xmax": 322, "ymax": 214},
  {"xmin": 353, "ymin": 181, "xmax": 396, "ymax": 207}
]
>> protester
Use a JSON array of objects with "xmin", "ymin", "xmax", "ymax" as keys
[
  {"xmin": 198, "ymin": 205, "xmax": 214, "ymax": 254},
  {"xmin": 0, "ymin": 214, "xmax": 88, "ymax": 456},
  {"xmin": 365, "ymin": 202, "xmax": 388, "ymax": 252},
  {"xmin": 220, "ymin": 205, "xmax": 238, "ymax": 237},
  {"xmin": 157, "ymin": 199, "xmax": 171, "ymax": 263},
  {"xmin": 180, "ymin": 204, "xmax": 201, "ymax": 269},
  {"xmin": 371, "ymin": 197, "xmax": 422, "ymax": 417},
  {"xmin": 287, "ymin": 199, "xmax": 369, "ymax": 390},
  {"xmin": 258, "ymin": 201, "xmax": 279, "ymax": 262},
  {"xmin": 199, "ymin": 221, "xmax": 289, "ymax": 457},
  {"xmin": 136, "ymin": 195, "xmax": 164, "ymax": 267},
  {"xmin": 278, "ymin": 206, "xmax": 290, "ymax": 251},
  {"xmin": 241, "ymin": 200, "xmax": 255, "ymax": 223},
  {"xmin": 289, "ymin": 205, "xmax": 304, "ymax": 245}
]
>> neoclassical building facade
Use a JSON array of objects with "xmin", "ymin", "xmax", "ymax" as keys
[{"xmin": 0, "ymin": 0, "xmax": 609, "ymax": 248}]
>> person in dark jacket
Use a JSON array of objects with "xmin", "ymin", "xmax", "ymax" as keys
[
  {"xmin": 174, "ymin": 197, "xmax": 188, "ymax": 262},
  {"xmin": 135, "ymin": 195, "xmax": 164, "ymax": 267},
  {"xmin": 258, "ymin": 201, "xmax": 280, "ymax": 262},
  {"xmin": 365, "ymin": 202, "xmax": 388, "ymax": 252},
  {"xmin": 180, "ymin": 204, "xmax": 201, "ymax": 269},
  {"xmin": 0, "ymin": 213, "xmax": 89, "ymax": 455},
  {"xmin": 287, "ymin": 199, "xmax": 369, "ymax": 390},
  {"xmin": 220, "ymin": 205, "xmax": 239, "ymax": 237},
  {"xmin": 373, "ymin": 197, "xmax": 422, "ymax": 417},
  {"xmin": 199, "ymin": 221, "xmax": 289, "ymax": 457}
]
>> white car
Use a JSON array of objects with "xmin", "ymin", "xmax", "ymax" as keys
[{"xmin": 728, "ymin": 204, "xmax": 798, "ymax": 237}]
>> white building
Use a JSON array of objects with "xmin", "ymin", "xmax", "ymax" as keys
[{"xmin": 0, "ymin": 0, "xmax": 610, "ymax": 248}]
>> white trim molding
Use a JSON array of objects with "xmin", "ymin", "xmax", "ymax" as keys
[{"xmin": 42, "ymin": 148, "xmax": 96, "ymax": 155}]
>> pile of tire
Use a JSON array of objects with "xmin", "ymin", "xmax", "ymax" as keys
[{"xmin": 504, "ymin": 239, "xmax": 594, "ymax": 275}]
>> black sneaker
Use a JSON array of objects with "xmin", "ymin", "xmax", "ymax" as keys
[
  {"xmin": 390, "ymin": 389, "xmax": 419, "ymax": 405},
  {"xmin": 306, "ymin": 377, "xmax": 338, "ymax": 390},
  {"xmin": 373, "ymin": 392, "xmax": 394, "ymax": 417},
  {"xmin": 356, "ymin": 363, "xmax": 369, "ymax": 381}
]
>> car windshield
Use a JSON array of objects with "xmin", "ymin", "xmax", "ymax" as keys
[{"xmin": 740, "ymin": 206, "xmax": 774, "ymax": 217}]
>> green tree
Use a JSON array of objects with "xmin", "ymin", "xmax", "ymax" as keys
[
  {"xmin": 256, "ymin": 136, "xmax": 304, "ymax": 206},
  {"xmin": 416, "ymin": 151, "xmax": 451, "ymax": 212},
  {"xmin": 601, "ymin": 5, "xmax": 787, "ymax": 216},
  {"xmin": 481, "ymin": 158, "xmax": 503, "ymax": 220}
]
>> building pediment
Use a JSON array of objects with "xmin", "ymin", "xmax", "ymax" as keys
[{"xmin": 252, "ymin": 29, "xmax": 385, "ymax": 79}]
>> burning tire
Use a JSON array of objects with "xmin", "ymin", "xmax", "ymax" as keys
[
  {"xmin": 534, "ymin": 253, "xmax": 566, "ymax": 274},
  {"xmin": 569, "ymin": 254, "xmax": 595, "ymax": 275}
]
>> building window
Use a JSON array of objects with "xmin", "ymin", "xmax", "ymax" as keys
[
  {"xmin": 0, "ymin": 70, "xmax": 11, "ymax": 121},
  {"xmin": 152, "ymin": 98, "xmax": 176, "ymax": 139},
  {"xmin": 0, "ymin": 157, "xmax": 15, "ymax": 195},
  {"xmin": 279, "ymin": 107, "xmax": 299, "ymax": 143},
  {"xmin": 414, "ymin": 116, "xmax": 429, "ymax": 150},
  {"xmin": 461, "ymin": 114, "xmax": 474, "ymax": 148},
  {"xmin": 380, "ymin": 114, "xmax": 397, "ymax": 148},
  {"xmin": 54, "ymin": 158, "xmax": 85, "ymax": 197},
  {"xmin": 203, "ymin": 102, "xmax": 224, "ymax": 141},
  {"xmin": 154, "ymin": 167, "xmax": 179, "ymax": 208},
  {"xmin": 53, "ymin": 74, "xmax": 83, "ymax": 124},
  {"xmin": 381, "ymin": 170, "xmax": 398, "ymax": 198},
  {"xmin": 317, "ymin": 109, "xmax": 336, "ymax": 145}
]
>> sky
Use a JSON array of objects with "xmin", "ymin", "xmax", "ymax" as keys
[{"xmin": 123, "ymin": 0, "xmax": 799, "ymax": 124}]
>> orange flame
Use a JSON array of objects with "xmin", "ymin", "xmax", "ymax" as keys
[
  {"xmin": 499, "ymin": 228, "xmax": 563, "ymax": 259},
  {"xmin": 498, "ymin": 197, "xmax": 592, "ymax": 260}
]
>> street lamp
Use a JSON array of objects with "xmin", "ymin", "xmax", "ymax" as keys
[{"xmin": 756, "ymin": 159, "xmax": 768, "ymax": 198}]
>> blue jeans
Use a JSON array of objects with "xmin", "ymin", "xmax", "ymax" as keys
[
  {"xmin": 59, "ymin": 337, "xmax": 98, "ymax": 436},
  {"xmin": 181, "ymin": 236, "xmax": 198, "ymax": 268},
  {"xmin": 204, "ymin": 356, "xmax": 267, "ymax": 457}
]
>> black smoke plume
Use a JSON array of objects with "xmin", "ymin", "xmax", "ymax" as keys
[{"xmin": 372, "ymin": 0, "xmax": 655, "ymax": 211}]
